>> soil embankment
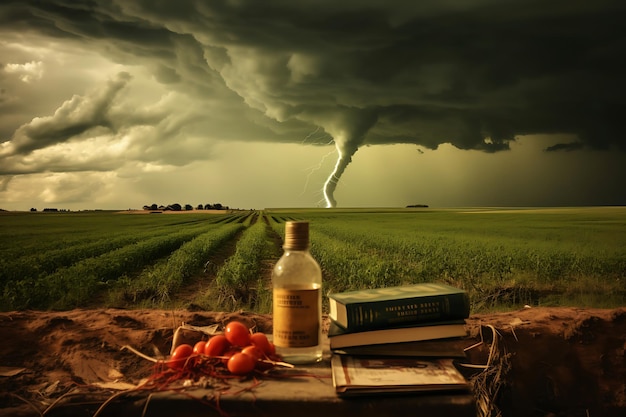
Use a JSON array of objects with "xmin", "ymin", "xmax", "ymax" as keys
[{"xmin": 0, "ymin": 307, "xmax": 624, "ymax": 416}]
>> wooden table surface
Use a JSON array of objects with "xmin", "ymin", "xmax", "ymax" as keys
[{"xmin": 43, "ymin": 347, "xmax": 476, "ymax": 417}]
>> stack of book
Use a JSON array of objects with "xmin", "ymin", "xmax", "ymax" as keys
[{"xmin": 328, "ymin": 282, "xmax": 472, "ymax": 396}]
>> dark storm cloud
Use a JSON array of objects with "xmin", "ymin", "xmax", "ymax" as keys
[
  {"xmin": 5, "ymin": 72, "xmax": 131, "ymax": 156},
  {"xmin": 1, "ymin": 0, "xmax": 625, "ymax": 205},
  {"xmin": 4, "ymin": 0, "xmax": 624, "ymax": 147},
  {"xmin": 545, "ymin": 142, "xmax": 585, "ymax": 152}
]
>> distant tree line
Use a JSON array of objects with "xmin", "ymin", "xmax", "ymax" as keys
[
  {"xmin": 21, "ymin": 204, "xmax": 230, "ymax": 213},
  {"xmin": 142, "ymin": 203, "xmax": 229, "ymax": 211},
  {"xmin": 31, "ymin": 208, "xmax": 72, "ymax": 212}
]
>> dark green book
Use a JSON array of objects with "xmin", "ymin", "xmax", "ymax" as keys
[{"xmin": 328, "ymin": 283, "xmax": 470, "ymax": 331}]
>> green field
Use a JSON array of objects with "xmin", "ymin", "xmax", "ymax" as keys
[{"xmin": 1, "ymin": 207, "xmax": 624, "ymax": 312}]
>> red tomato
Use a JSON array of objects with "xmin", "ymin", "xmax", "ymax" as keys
[
  {"xmin": 227, "ymin": 352, "xmax": 256, "ymax": 375},
  {"xmin": 193, "ymin": 340, "xmax": 206, "ymax": 355},
  {"xmin": 241, "ymin": 345, "xmax": 263, "ymax": 361},
  {"xmin": 224, "ymin": 321, "xmax": 251, "ymax": 347},
  {"xmin": 204, "ymin": 335, "xmax": 231, "ymax": 357},
  {"xmin": 265, "ymin": 342, "xmax": 281, "ymax": 362},
  {"xmin": 168, "ymin": 344, "xmax": 193, "ymax": 369},
  {"xmin": 221, "ymin": 347, "xmax": 238, "ymax": 365},
  {"xmin": 249, "ymin": 332, "xmax": 273, "ymax": 355}
]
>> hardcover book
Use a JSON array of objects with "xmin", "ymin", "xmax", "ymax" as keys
[
  {"xmin": 331, "ymin": 355, "xmax": 470, "ymax": 396},
  {"xmin": 328, "ymin": 319, "xmax": 467, "ymax": 350},
  {"xmin": 328, "ymin": 282, "xmax": 470, "ymax": 331},
  {"xmin": 331, "ymin": 336, "xmax": 468, "ymax": 358}
]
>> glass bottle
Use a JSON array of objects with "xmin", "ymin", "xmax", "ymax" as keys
[{"xmin": 272, "ymin": 221, "xmax": 323, "ymax": 364}]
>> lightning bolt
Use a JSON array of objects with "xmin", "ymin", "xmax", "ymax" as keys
[
  {"xmin": 297, "ymin": 126, "xmax": 336, "ymax": 204},
  {"xmin": 300, "ymin": 144, "xmax": 337, "ymax": 197},
  {"xmin": 323, "ymin": 143, "xmax": 342, "ymax": 208},
  {"xmin": 300, "ymin": 126, "xmax": 324, "ymax": 145}
]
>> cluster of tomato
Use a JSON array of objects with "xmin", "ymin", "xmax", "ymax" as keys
[{"xmin": 167, "ymin": 321, "xmax": 280, "ymax": 376}]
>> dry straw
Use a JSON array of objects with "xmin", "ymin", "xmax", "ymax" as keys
[{"xmin": 461, "ymin": 324, "xmax": 511, "ymax": 417}]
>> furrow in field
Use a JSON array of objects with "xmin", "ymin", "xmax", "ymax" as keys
[
  {"xmin": 190, "ymin": 213, "xmax": 282, "ymax": 313},
  {"xmin": 108, "ymin": 223, "xmax": 247, "ymax": 309},
  {"xmin": 2, "ymin": 226, "xmax": 213, "ymax": 310}
]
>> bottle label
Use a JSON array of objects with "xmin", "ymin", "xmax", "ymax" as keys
[{"xmin": 273, "ymin": 288, "xmax": 320, "ymax": 348}]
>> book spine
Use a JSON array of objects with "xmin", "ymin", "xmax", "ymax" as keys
[{"xmin": 345, "ymin": 292, "xmax": 469, "ymax": 330}]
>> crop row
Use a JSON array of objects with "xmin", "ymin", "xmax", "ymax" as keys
[
  {"xmin": 0, "ymin": 223, "xmax": 213, "ymax": 286},
  {"xmin": 196, "ymin": 218, "xmax": 278, "ymax": 313},
  {"xmin": 1, "ymin": 222, "xmax": 236, "ymax": 310},
  {"xmin": 109, "ymin": 223, "xmax": 245, "ymax": 306},
  {"xmin": 0, "ymin": 212, "xmax": 258, "ymax": 311},
  {"xmin": 1, "ymin": 208, "xmax": 624, "ymax": 312},
  {"xmin": 0, "ymin": 212, "xmax": 233, "ymax": 258},
  {"xmin": 266, "ymin": 209, "xmax": 626, "ymax": 311}
]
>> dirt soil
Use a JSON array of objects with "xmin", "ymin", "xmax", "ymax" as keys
[{"xmin": 1, "ymin": 307, "xmax": 625, "ymax": 417}]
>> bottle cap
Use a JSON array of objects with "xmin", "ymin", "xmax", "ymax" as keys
[{"xmin": 284, "ymin": 221, "xmax": 309, "ymax": 250}]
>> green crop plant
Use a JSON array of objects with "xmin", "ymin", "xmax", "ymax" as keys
[
  {"xmin": 267, "ymin": 208, "xmax": 626, "ymax": 312},
  {"xmin": 2, "ymin": 225, "xmax": 211, "ymax": 310},
  {"xmin": 2, "ymin": 207, "xmax": 624, "ymax": 313},
  {"xmin": 109, "ymin": 223, "xmax": 244, "ymax": 307},
  {"xmin": 214, "ymin": 221, "xmax": 269, "ymax": 310}
]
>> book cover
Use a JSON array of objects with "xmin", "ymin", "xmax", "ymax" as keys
[
  {"xmin": 328, "ymin": 282, "xmax": 470, "ymax": 331},
  {"xmin": 331, "ymin": 355, "xmax": 470, "ymax": 396},
  {"xmin": 328, "ymin": 319, "xmax": 467, "ymax": 349}
]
